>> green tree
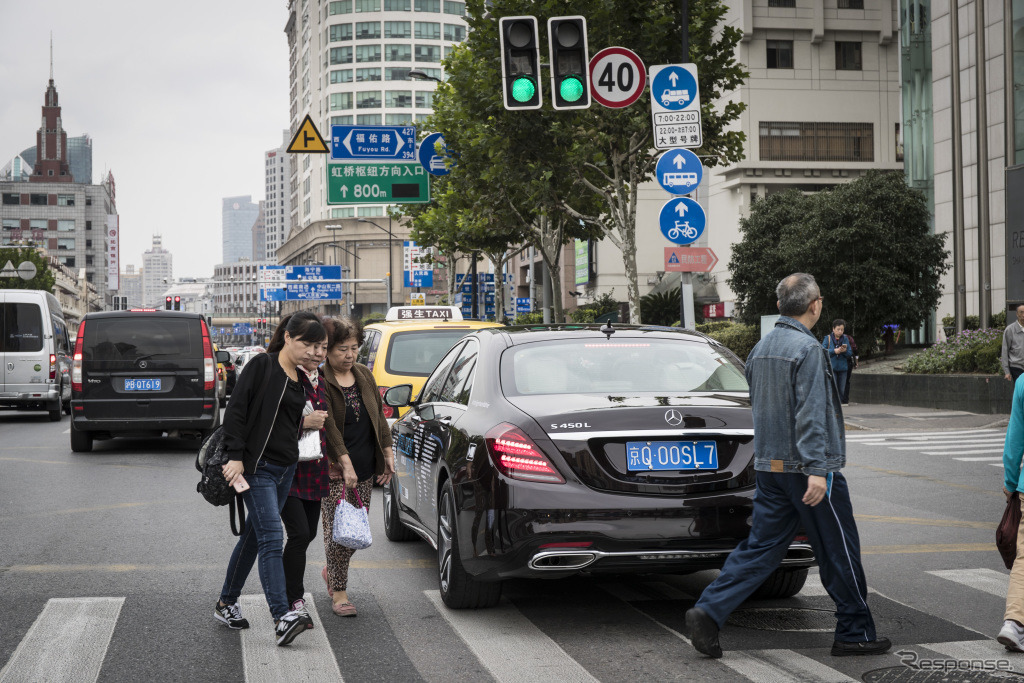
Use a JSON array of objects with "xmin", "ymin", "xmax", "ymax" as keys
[
  {"xmin": 0, "ymin": 248, "xmax": 56, "ymax": 293},
  {"xmin": 727, "ymin": 170, "xmax": 950, "ymax": 344}
]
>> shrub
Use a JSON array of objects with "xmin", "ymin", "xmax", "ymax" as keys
[
  {"xmin": 697, "ymin": 322, "xmax": 760, "ymax": 362},
  {"xmin": 569, "ymin": 307, "xmax": 598, "ymax": 323},
  {"xmin": 904, "ymin": 328, "xmax": 1002, "ymax": 374},
  {"xmin": 992, "ymin": 310, "xmax": 1007, "ymax": 329},
  {"xmin": 362, "ymin": 312, "xmax": 385, "ymax": 325},
  {"xmin": 513, "ymin": 312, "xmax": 545, "ymax": 325},
  {"xmin": 640, "ymin": 291, "xmax": 682, "ymax": 326}
]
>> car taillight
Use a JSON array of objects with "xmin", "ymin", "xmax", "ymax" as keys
[
  {"xmin": 485, "ymin": 423, "xmax": 565, "ymax": 484},
  {"xmin": 201, "ymin": 320, "xmax": 215, "ymax": 391},
  {"xmin": 379, "ymin": 386, "xmax": 393, "ymax": 419},
  {"xmin": 71, "ymin": 321, "xmax": 85, "ymax": 392},
  {"xmin": 49, "ymin": 354, "xmax": 56, "ymax": 381}
]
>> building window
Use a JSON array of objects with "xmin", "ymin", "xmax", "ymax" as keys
[
  {"xmin": 357, "ymin": 206, "xmax": 385, "ymax": 217},
  {"xmin": 386, "ymin": 44, "xmax": 412, "ymax": 61},
  {"xmin": 444, "ymin": 24, "xmax": 465, "ymax": 41},
  {"xmin": 30, "ymin": 194, "xmax": 48, "ymax": 206},
  {"xmin": 767, "ymin": 0, "xmax": 796, "ymax": 6},
  {"xmin": 330, "ymin": 92, "xmax": 353, "ymax": 110},
  {"xmin": 443, "ymin": 0, "xmax": 464, "ymax": 16},
  {"xmin": 2, "ymin": 219, "xmax": 17, "ymax": 230},
  {"xmin": 385, "ymin": 21, "xmax": 411, "ymax": 38},
  {"xmin": 85, "ymin": 197, "xmax": 92, "ymax": 206},
  {"xmin": 356, "ymin": 114, "xmax": 382, "ymax": 125},
  {"xmin": 304, "ymin": 177, "xmax": 311, "ymax": 194},
  {"xmin": 357, "ymin": 67, "xmax": 382, "ymax": 81},
  {"xmin": 330, "ymin": 69, "xmax": 354, "ymax": 83},
  {"xmin": 355, "ymin": 21, "xmax": 381, "ymax": 39},
  {"xmin": 444, "ymin": 45, "xmax": 455, "ymax": 59},
  {"xmin": 58, "ymin": 238, "xmax": 75, "ymax": 250},
  {"xmin": 759, "ymin": 121, "xmax": 874, "ymax": 162},
  {"xmin": 838, "ymin": 0, "xmax": 864, "ymax": 8},
  {"xmin": 415, "ymin": 0, "xmax": 440, "ymax": 12},
  {"xmin": 766, "ymin": 40, "xmax": 794, "ymax": 69},
  {"xmin": 384, "ymin": 0, "xmax": 410, "ymax": 8},
  {"xmin": 416, "ymin": 67, "xmax": 442, "ymax": 80},
  {"xmin": 416, "ymin": 91, "xmax": 434, "ymax": 108},
  {"xmin": 356, "ymin": 45, "xmax": 381, "ymax": 62},
  {"xmin": 356, "ymin": 91, "xmax": 382, "ymax": 108},
  {"xmin": 332, "ymin": 207, "xmax": 356, "ymax": 218},
  {"xmin": 329, "ymin": 0, "xmax": 352, "ymax": 14},
  {"xmin": 331, "ymin": 114, "xmax": 355, "ymax": 126},
  {"xmin": 415, "ymin": 113, "xmax": 431, "ymax": 123},
  {"xmin": 415, "ymin": 22, "xmax": 441, "ymax": 39},
  {"xmin": 57, "ymin": 194, "xmax": 75, "ymax": 206},
  {"xmin": 386, "ymin": 90, "xmax": 413, "ymax": 107},
  {"xmin": 415, "ymin": 45, "xmax": 441, "ymax": 62},
  {"xmin": 386, "ymin": 66, "xmax": 411, "ymax": 80},
  {"xmin": 330, "ymin": 47, "xmax": 353, "ymax": 64},
  {"xmin": 86, "ymin": 220, "xmax": 92, "ymax": 230},
  {"xmin": 30, "ymin": 219, "xmax": 46, "ymax": 231},
  {"xmin": 329, "ymin": 23, "xmax": 352, "ymax": 41},
  {"xmin": 354, "ymin": 0, "xmax": 379, "ymax": 11},
  {"xmin": 62, "ymin": 256, "xmax": 76, "ymax": 268},
  {"xmin": 1, "ymin": 194, "xmax": 18, "ymax": 205},
  {"xmin": 385, "ymin": 113, "xmax": 414, "ymax": 125},
  {"xmin": 85, "ymin": 239, "xmax": 92, "ymax": 247},
  {"xmin": 835, "ymin": 41, "xmax": 862, "ymax": 71},
  {"xmin": 58, "ymin": 220, "xmax": 75, "ymax": 232}
]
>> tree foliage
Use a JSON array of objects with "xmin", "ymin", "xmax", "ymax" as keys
[
  {"xmin": 727, "ymin": 170, "xmax": 950, "ymax": 342},
  {"xmin": 0, "ymin": 248, "xmax": 56, "ymax": 293}
]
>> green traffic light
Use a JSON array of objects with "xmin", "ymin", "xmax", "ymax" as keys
[
  {"xmin": 559, "ymin": 76, "xmax": 584, "ymax": 103},
  {"xmin": 511, "ymin": 76, "xmax": 536, "ymax": 103}
]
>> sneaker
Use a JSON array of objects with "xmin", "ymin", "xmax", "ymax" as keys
[
  {"xmin": 291, "ymin": 598, "xmax": 314, "ymax": 630},
  {"xmin": 214, "ymin": 601, "xmax": 249, "ymax": 630},
  {"xmin": 275, "ymin": 609, "xmax": 313, "ymax": 646},
  {"xmin": 998, "ymin": 620, "xmax": 1024, "ymax": 652}
]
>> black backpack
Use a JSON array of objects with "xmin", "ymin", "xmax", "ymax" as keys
[{"xmin": 196, "ymin": 426, "xmax": 246, "ymax": 535}]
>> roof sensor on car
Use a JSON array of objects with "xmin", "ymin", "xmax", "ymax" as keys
[{"xmin": 600, "ymin": 322, "xmax": 615, "ymax": 339}]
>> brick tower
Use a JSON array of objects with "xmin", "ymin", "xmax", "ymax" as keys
[{"xmin": 30, "ymin": 39, "xmax": 72, "ymax": 183}]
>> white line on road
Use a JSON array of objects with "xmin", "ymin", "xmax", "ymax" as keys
[
  {"xmin": 425, "ymin": 590, "xmax": 598, "ymax": 683},
  {"xmin": 890, "ymin": 444, "xmax": 1003, "ymax": 451},
  {"xmin": 62, "ymin": 428, "xmax": 69, "ymax": 434},
  {"xmin": 927, "ymin": 568, "xmax": 1009, "ymax": 598},
  {"xmin": 952, "ymin": 457, "xmax": 1005, "ymax": 462},
  {"xmin": 238, "ymin": 592, "xmax": 344, "ymax": 683},
  {"xmin": 719, "ymin": 649, "xmax": 858, "ymax": 682},
  {"xmin": 847, "ymin": 429, "xmax": 1003, "ymax": 440},
  {"xmin": 923, "ymin": 450, "xmax": 1003, "ymax": 456},
  {"xmin": 0, "ymin": 597, "xmax": 124, "ymax": 683},
  {"xmin": 921, "ymin": 639, "xmax": 1024, "ymax": 673}
]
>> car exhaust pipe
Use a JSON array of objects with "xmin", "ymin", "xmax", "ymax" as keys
[{"xmin": 528, "ymin": 551, "xmax": 599, "ymax": 571}]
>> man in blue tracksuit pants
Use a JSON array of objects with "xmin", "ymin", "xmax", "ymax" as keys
[{"xmin": 684, "ymin": 273, "xmax": 891, "ymax": 659}]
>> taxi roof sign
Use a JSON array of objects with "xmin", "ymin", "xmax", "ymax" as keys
[
  {"xmin": 385, "ymin": 306, "xmax": 462, "ymax": 322},
  {"xmin": 287, "ymin": 114, "xmax": 329, "ymax": 154}
]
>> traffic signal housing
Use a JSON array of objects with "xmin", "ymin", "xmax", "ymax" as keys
[
  {"xmin": 173, "ymin": 296, "xmax": 182, "ymax": 311},
  {"xmin": 499, "ymin": 16, "xmax": 542, "ymax": 110},
  {"xmin": 548, "ymin": 17, "xmax": 590, "ymax": 110},
  {"xmin": 165, "ymin": 296, "xmax": 172, "ymax": 310}
]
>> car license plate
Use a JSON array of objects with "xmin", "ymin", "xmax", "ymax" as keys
[
  {"xmin": 124, "ymin": 378, "xmax": 161, "ymax": 391},
  {"xmin": 626, "ymin": 441, "xmax": 718, "ymax": 471}
]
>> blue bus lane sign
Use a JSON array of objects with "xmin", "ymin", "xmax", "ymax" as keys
[
  {"xmin": 656, "ymin": 149, "xmax": 703, "ymax": 195},
  {"xmin": 659, "ymin": 197, "xmax": 706, "ymax": 245}
]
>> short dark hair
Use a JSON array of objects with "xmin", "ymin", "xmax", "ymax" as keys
[
  {"xmin": 776, "ymin": 273, "xmax": 819, "ymax": 317},
  {"xmin": 323, "ymin": 316, "xmax": 364, "ymax": 349},
  {"xmin": 266, "ymin": 311, "xmax": 327, "ymax": 353},
  {"xmin": 831, "ymin": 318, "xmax": 847, "ymax": 330}
]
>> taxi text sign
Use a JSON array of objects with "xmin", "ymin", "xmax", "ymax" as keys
[{"xmin": 327, "ymin": 162, "xmax": 430, "ymax": 204}]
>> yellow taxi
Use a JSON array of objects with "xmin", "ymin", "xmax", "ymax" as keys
[{"xmin": 357, "ymin": 306, "xmax": 501, "ymax": 422}]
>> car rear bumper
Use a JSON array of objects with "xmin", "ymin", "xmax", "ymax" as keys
[
  {"xmin": 71, "ymin": 411, "xmax": 217, "ymax": 434},
  {"xmin": 0, "ymin": 388, "xmax": 60, "ymax": 406}
]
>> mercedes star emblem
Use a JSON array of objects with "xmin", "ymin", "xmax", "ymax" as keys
[
  {"xmin": 664, "ymin": 409, "xmax": 683, "ymax": 426},
  {"xmin": 139, "ymin": 360, "xmax": 148, "ymax": 369}
]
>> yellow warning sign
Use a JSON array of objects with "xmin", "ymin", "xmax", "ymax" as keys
[{"xmin": 287, "ymin": 115, "xmax": 329, "ymax": 154}]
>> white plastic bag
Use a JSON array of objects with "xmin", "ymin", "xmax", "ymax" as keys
[
  {"xmin": 332, "ymin": 488, "xmax": 372, "ymax": 549},
  {"xmin": 297, "ymin": 400, "xmax": 322, "ymax": 462}
]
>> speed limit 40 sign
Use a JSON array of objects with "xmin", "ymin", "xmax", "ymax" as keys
[{"xmin": 588, "ymin": 47, "xmax": 647, "ymax": 109}]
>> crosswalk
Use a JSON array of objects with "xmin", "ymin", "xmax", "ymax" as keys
[
  {"xmin": 847, "ymin": 428, "xmax": 1008, "ymax": 465},
  {"xmin": 1, "ymin": 569, "xmax": 1019, "ymax": 683}
]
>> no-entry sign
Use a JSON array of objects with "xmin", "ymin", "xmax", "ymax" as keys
[{"xmin": 588, "ymin": 47, "xmax": 646, "ymax": 109}]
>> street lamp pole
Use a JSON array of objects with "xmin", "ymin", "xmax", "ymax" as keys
[{"xmin": 358, "ymin": 217, "xmax": 394, "ymax": 308}]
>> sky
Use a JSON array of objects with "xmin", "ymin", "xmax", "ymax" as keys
[{"xmin": 0, "ymin": 1, "xmax": 291, "ymax": 278}]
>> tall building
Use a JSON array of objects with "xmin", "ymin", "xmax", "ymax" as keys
[
  {"xmin": 119, "ymin": 264, "xmax": 143, "ymax": 309},
  {"xmin": 264, "ymin": 130, "xmax": 292, "ymax": 262},
  {"xmin": 251, "ymin": 201, "xmax": 266, "ymax": 264},
  {"xmin": 30, "ymin": 67, "xmax": 73, "ymax": 184},
  {"xmin": 222, "ymin": 195, "xmax": 259, "ymax": 264},
  {"xmin": 19, "ymin": 135, "xmax": 93, "ymax": 185},
  {"xmin": 142, "ymin": 235, "xmax": 173, "ymax": 307}
]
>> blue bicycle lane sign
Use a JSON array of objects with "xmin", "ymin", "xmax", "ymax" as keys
[{"xmin": 659, "ymin": 197, "xmax": 706, "ymax": 245}]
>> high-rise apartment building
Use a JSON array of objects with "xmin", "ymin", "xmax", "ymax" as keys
[
  {"xmin": 264, "ymin": 131, "xmax": 292, "ymax": 262},
  {"xmin": 222, "ymin": 195, "xmax": 259, "ymax": 264},
  {"xmin": 251, "ymin": 201, "xmax": 266, "ymax": 264},
  {"xmin": 142, "ymin": 235, "xmax": 173, "ymax": 308}
]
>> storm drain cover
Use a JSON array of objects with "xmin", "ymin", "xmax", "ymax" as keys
[
  {"xmin": 727, "ymin": 606, "xmax": 835, "ymax": 632},
  {"xmin": 863, "ymin": 667, "xmax": 1024, "ymax": 682}
]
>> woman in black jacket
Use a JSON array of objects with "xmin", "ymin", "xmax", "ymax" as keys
[{"xmin": 214, "ymin": 311, "xmax": 328, "ymax": 647}]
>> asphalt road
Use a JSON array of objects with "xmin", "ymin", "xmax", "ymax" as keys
[{"xmin": 0, "ymin": 409, "xmax": 1020, "ymax": 682}]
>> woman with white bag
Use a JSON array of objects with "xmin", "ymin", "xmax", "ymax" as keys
[{"xmin": 320, "ymin": 316, "xmax": 395, "ymax": 617}]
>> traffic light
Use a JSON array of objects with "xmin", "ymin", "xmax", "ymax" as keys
[
  {"xmin": 173, "ymin": 296, "xmax": 181, "ymax": 311},
  {"xmin": 499, "ymin": 16, "xmax": 542, "ymax": 110},
  {"xmin": 548, "ymin": 17, "xmax": 590, "ymax": 110},
  {"xmin": 165, "ymin": 296, "xmax": 172, "ymax": 310}
]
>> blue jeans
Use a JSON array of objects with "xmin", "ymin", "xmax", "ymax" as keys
[
  {"xmin": 833, "ymin": 370, "xmax": 848, "ymax": 400},
  {"xmin": 219, "ymin": 461, "xmax": 296, "ymax": 620}
]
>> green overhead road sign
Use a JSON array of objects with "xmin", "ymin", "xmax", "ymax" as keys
[{"xmin": 327, "ymin": 161, "xmax": 430, "ymax": 204}]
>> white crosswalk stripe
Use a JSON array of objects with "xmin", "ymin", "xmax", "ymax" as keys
[
  {"xmin": 719, "ymin": 649, "xmax": 858, "ymax": 682},
  {"xmin": 847, "ymin": 429, "xmax": 1004, "ymax": 440},
  {"xmin": 847, "ymin": 428, "xmax": 1008, "ymax": 466},
  {"xmin": 928, "ymin": 568, "xmax": 1010, "ymax": 598},
  {"xmin": 920, "ymin": 639, "xmax": 1024, "ymax": 674}
]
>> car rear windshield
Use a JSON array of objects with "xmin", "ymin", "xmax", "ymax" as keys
[
  {"xmin": 2, "ymin": 303, "xmax": 43, "ymax": 352},
  {"xmin": 84, "ymin": 318, "xmax": 195, "ymax": 361},
  {"xmin": 502, "ymin": 338, "xmax": 748, "ymax": 395},
  {"xmin": 385, "ymin": 329, "xmax": 473, "ymax": 377}
]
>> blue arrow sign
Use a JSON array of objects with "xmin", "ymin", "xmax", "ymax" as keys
[
  {"xmin": 659, "ymin": 197, "xmax": 706, "ymax": 245},
  {"xmin": 419, "ymin": 132, "xmax": 451, "ymax": 176},
  {"xmin": 651, "ymin": 66, "xmax": 698, "ymax": 111},
  {"xmin": 656, "ymin": 149, "xmax": 703, "ymax": 195},
  {"xmin": 285, "ymin": 282, "xmax": 344, "ymax": 300},
  {"xmin": 331, "ymin": 125, "xmax": 417, "ymax": 160}
]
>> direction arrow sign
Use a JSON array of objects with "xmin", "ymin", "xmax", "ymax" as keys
[
  {"xmin": 650, "ymin": 64, "xmax": 703, "ymax": 150},
  {"xmin": 331, "ymin": 125, "xmax": 416, "ymax": 160},
  {"xmin": 327, "ymin": 162, "xmax": 429, "ymax": 204},
  {"xmin": 285, "ymin": 265, "xmax": 342, "ymax": 281},
  {"xmin": 664, "ymin": 247, "xmax": 718, "ymax": 273},
  {"xmin": 655, "ymin": 149, "xmax": 703, "ymax": 195},
  {"xmin": 658, "ymin": 197, "xmax": 706, "ymax": 245},
  {"xmin": 588, "ymin": 47, "xmax": 646, "ymax": 109},
  {"xmin": 418, "ymin": 132, "xmax": 451, "ymax": 176}
]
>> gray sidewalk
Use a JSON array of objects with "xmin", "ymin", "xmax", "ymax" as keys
[{"xmin": 843, "ymin": 402, "xmax": 1009, "ymax": 432}]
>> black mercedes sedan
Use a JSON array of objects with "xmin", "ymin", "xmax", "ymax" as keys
[{"xmin": 382, "ymin": 324, "xmax": 815, "ymax": 609}]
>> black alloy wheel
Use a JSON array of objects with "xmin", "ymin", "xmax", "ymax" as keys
[
  {"xmin": 437, "ymin": 479, "xmax": 501, "ymax": 609},
  {"xmin": 382, "ymin": 478, "xmax": 416, "ymax": 542}
]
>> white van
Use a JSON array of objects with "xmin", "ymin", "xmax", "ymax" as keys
[{"xmin": 0, "ymin": 289, "xmax": 72, "ymax": 421}]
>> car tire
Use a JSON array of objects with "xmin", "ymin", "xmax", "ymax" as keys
[
  {"xmin": 383, "ymin": 478, "xmax": 416, "ymax": 542},
  {"xmin": 70, "ymin": 427, "xmax": 93, "ymax": 453},
  {"xmin": 47, "ymin": 401, "xmax": 62, "ymax": 422},
  {"xmin": 437, "ymin": 479, "xmax": 501, "ymax": 609},
  {"xmin": 751, "ymin": 567, "xmax": 809, "ymax": 600},
  {"xmin": 62, "ymin": 395, "xmax": 72, "ymax": 415}
]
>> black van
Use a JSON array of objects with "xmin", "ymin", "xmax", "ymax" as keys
[{"xmin": 70, "ymin": 310, "xmax": 229, "ymax": 452}]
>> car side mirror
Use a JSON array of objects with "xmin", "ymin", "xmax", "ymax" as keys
[
  {"xmin": 215, "ymin": 350, "xmax": 231, "ymax": 364},
  {"xmin": 383, "ymin": 384, "xmax": 413, "ymax": 407}
]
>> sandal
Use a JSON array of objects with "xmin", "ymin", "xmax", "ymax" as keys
[{"xmin": 332, "ymin": 601, "xmax": 357, "ymax": 617}]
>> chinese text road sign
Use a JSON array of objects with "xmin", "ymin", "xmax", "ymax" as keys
[
  {"xmin": 650, "ymin": 64, "xmax": 702, "ymax": 150},
  {"xmin": 664, "ymin": 247, "xmax": 718, "ymax": 273},
  {"xmin": 327, "ymin": 162, "xmax": 429, "ymax": 205},
  {"xmin": 331, "ymin": 125, "xmax": 416, "ymax": 160}
]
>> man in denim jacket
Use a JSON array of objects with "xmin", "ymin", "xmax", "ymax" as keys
[{"xmin": 684, "ymin": 273, "xmax": 890, "ymax": 659}]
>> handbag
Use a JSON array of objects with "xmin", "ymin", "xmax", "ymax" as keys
[
  {"xmin": 297, "ymin": 400, "xmax": 323, "ymax": 462},
  {"xmin": 997, "ymin": 491, "xmax": 1021, "ymax": 570},
  {"xmin": 332, "ymin": 488, "xmax": 372, "ymax": 549}
]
